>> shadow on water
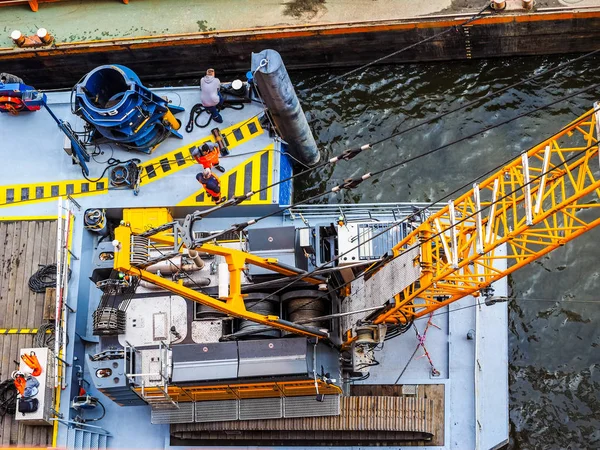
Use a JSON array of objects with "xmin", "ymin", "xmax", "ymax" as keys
[{"xmin": 289, "ymin": 55, "xmax": 600, "ymax": 449}]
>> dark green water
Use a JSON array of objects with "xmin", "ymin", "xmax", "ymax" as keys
[{"xmin": 291, "ymin": 56, "xmax": 600, "ymax": 449}]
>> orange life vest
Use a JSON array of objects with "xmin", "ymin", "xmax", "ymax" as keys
[
  {"xmin": 194, "ymin": 148, "xmax": 220, "ymax": 169},
  {"xmin": 21, "ymin": 351, "xmax": 42, "ymax": 377},
  {"xmin": 13, "ymin": 375, "xmax": 26, "ymax": 396}
]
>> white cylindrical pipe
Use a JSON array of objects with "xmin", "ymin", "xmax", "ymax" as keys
[
  {"xmin": 139, "ymin": 272, "xmax": 211, "ymax": 290},
  {"xmin": 146, "ymin": 256, "xmax": 202, "ymax": 275},
  {"xmin": 188, "ymin": 249, "xmax": 205, "ymax": 269},
  {"xmin": 218, "ymin": 263, "xmax": 229, "ymax": 300}
]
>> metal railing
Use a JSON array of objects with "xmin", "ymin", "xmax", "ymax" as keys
[
  {"xmin": 54, "ymin": 197, "xmax": 77, "ymax": 390},
  {"xmin": 124, "ymin": 341, "xmax": 178, "ymax": 409},
  {"xmin": 285, "ymin": 202, "xmax": 444, "ymax": 223}
]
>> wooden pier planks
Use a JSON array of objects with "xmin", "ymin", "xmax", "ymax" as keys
[{"xmin": 0, "ymin": 220, "xmax": 56, "ymax": 447}]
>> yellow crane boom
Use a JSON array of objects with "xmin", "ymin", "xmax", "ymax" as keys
[
  {"xmin": 112, "ymin": 210, "xmax": 328, "ymax": 338},
  {"xmin": 372, "ymin": 104, "xmax": 600, "ymax": 325}
]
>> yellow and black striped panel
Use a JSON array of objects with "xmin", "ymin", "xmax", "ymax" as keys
[
  {"xmin": 140, "ymin": 115, "xmax": 263, "ymax": 186},
  {"xmin": 177, "ymin": 144, "xmax": 274, "ymax": 206},
  {"xmin": 0, "ymin": 178, "xmax": 109, "ymax": 209},
  {"xmin": 0, "ymin": 117, "xmax": 263, "ymax": 210},
  {"xmin": 0, "ymin": 328, "xmax": 50, "ymax": 335}
]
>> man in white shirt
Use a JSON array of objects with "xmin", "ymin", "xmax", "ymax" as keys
[{"xmin": 200, "ymin": 68, "xmax": 223, "ymax": 124}]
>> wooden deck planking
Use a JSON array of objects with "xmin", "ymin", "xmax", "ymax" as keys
[
  {"xmin": 350, "ymin": 384, "xmax": 445, "ymax": 446},
  {"xmin": 8, "ymin": 222, "xmax": 31, "ymax": 446},
  {"xmin": 0, "ymin": 220, "xmax": 57, "ymax": 448},
  {"xmin": 1, "ymin": 222, "xmax": 20, "ymax": 446},
  {"xmin": 12, "ymin": 221, "xmax": 31, "ymax": 447},
  {"xmin": 26, "ymin": 221, "xmax": 43, "ymax": 447}
]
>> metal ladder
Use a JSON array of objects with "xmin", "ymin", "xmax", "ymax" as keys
[{"xmin": 125, "ymin": 341, "xmax": 178, "ymax": 410}]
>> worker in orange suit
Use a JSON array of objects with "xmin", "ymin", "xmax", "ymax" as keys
[
  {"xmin": 196, "ymin": 168, "xmax": 226, "ymax": 204},
  {"xmin": 191, "ymin": 142, "xmax": 225, "ymax": 173}
]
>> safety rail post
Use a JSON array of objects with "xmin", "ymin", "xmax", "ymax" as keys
[
  {"xmin": 54, "ymin": 198, "xmax": 63, "ymax": 389},
  {"xmin": 54, "ymin": 197, "xmax": 76, "ymax": 390}
]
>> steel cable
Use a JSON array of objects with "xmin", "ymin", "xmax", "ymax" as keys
[
  {"xmin": 198, "ymin": 83, "xmax": 600, "ymax": 245},
  {"xmin": 240, "ymin": 106, "xmax": 600, "ymax": 322}
]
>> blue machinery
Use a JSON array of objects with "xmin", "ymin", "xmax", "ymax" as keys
[
  {"xmin": 73, "ymin": 65, "xmax": 184, "ymax": 153},
  {"xmin": 0, "ymin": 65, "xmax": 184, "ymax": 175}
]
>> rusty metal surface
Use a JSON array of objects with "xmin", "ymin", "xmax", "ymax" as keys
[{"xmin": 1, "ymin": 10, "xmax": 600, "ymax": 88}]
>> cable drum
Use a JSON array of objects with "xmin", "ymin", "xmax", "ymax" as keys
[
  {"xmin": 236, "ymin": 292, "xmax": 280, "ymax": 339},
  {"xmin": 195, "ymin": 302, "xmax": 227, "ymax": 320},
  {"xmin": 282, "ymin": 290, "xmax": 330, "ymax": 332},
  {"xmin": 84, "ymin": 208, "xmax": 108, "ymax": 236},
  {"xmin": 130, "ymin": 236, "xmax": 149, "ymax": 266}
]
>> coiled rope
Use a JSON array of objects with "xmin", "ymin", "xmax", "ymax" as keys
[{"xmin": 28, "ymin": 264, "xmax": 71, "ymax": 294}]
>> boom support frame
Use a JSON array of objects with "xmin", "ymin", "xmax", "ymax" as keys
[{"xmin": 113, "ymin": 213, "xmax": 328, "ymax": 338}]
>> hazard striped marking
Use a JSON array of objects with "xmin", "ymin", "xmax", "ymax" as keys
[
  {"xmin": 0, "ymin": 178, "xmax": 108, "ymax": 209},
  {"xmin": 177, "ymin": 143, "xmax": 274, "ymax": 207},
  {"xmin": 0, "ymin": 328, "xmax": 51, "ymax": 335},
  {"xmin": 139, "ymin": 115, "xmax": 263, "ymax": 186},
  {"xmin": 0, "ymin": 115, "xmax": 263, "ymax": 210}
]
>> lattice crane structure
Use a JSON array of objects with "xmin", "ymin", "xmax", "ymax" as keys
[{"xmin": 368, "ymin": 104, "xmax": 600, "ymax": 327}]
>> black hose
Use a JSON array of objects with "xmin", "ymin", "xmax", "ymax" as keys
[
  {"xmin": 185, "ymin": 103, "xmax": 211, "ymax": 132},
  {"xmin": 28, "ymin": 264, "xmax": 71, "ymax": 293},
  {"xmin": 185, "ymin": 101, "xmax": 245, "ymax": 133},
  {"xmin": 0, "ymin": 379, "xmax": 17, "ymax": 422},
  {"xmin": 85, "ymin": 399, "xmax": 106, "ymax": 422}
]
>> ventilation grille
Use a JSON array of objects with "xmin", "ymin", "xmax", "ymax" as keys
[
  {"xmin": 151, "ymin": 402, "xmax": 194, "ymax": 424},
  {"xmin": 284, "ymin": 395, "xmax": 340, "ymax": 418},
  {"xmin": 148, "ymin": 395, "xmax": 341, "ymax": 424},
  {"xmin": 239, "ymin": 397, "xmax": 283, "ymax": 420},
  {"xmin": 195, "ymin": 400, "xmax": 238, "ymax": 423}
]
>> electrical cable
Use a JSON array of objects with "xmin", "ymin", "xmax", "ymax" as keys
[
  {"xmin": 81, "ymin": 157, "xmax": 141, "ymax": 184},
  {"xmin": 185, "ymin": 101, "xmax": 245, "ymax": 133},
  {"xmin": 84, "ymin": 399, "xmax": 106, "ymax": 422},
  {"xmin": 91, "ymin": 143, "xmax": 115, "ymax": 165}
]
